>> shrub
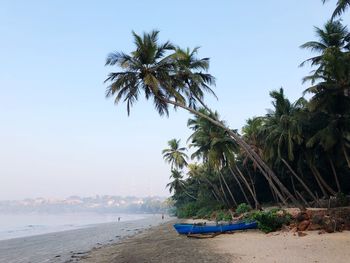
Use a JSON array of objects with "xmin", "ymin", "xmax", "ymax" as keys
[
  {"xmin": 176, "ymin": 203, "xmax": 199, "ymax": 218},
  {"xmin": 236, "ymin": 203, "xmax": 251, "ymax": 214},
  {"xmin": 215, "ymin": 210, "xmax": 232, "ymax": 221},
  {"xmin": 248, "ymin": 209, "xmax": 291, "ymax": 233},
  {"xmin": 195, "ymin": 207, "xmax": 214, "ymax": 218}
]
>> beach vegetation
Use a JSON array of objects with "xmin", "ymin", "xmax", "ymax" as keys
[
  {"xmin": 105, "ymin": 0, "xmax": 350, "ymax": 222},
  {"xmin": 247, "ymin": 209, "xmax": 292, "ymax": 233},
  {"xmin": 236, "ymin": 203, "xmax": 252, "ymax": 215}
]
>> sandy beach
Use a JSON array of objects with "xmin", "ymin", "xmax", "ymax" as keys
[
  {"xmin": 0, "ymin": 215, "xmax": 171, "ymax": 263},
  {"xmin": 79, "ymin": 221, "xmax": 350, "ymax": 263}
]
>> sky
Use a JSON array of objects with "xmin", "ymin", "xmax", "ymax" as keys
[{"xmin": 0, "ymin": 0, "xmax": 348, "ymax": 200}]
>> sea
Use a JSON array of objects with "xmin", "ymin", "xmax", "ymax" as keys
[{"xmin": 0, "ymin": 212, "xmax": 147, "ymax": 241}]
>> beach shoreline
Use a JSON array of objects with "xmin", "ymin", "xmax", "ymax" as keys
[
  {"xmin": 2, "ymin": 217, "xmax": 349, "ymax": 263},
  {"xmin": 0, "ymin": 215, "xmax": 172, "ymax": 263}
]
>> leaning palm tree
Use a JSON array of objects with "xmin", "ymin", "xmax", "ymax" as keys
[
  {"xmin": 172, "ymin": 47, "xmax": 217, "ymax": 110},
  {"xmin": 322, "ymin": 0, "xmax": 350, "ymax": 19},
  {"xmin": 104, "ymin": 30, "xmax": 300, "ymax": 207},
  {"xmin": 162, "ymin": 139, "xmax": 188, "ymax": 169},
  {"xmin": 188, "ymin": 109, "xmax": 259, "ymax": 207}
]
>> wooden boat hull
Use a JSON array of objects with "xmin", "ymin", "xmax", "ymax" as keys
[{"xmin": 173, "ymin": 221, "xmax": 257, "ymax": 235}]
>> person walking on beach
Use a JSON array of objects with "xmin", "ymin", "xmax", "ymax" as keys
[
  {"xmin": 161, "ymin": 214, "xmax": 164, "ymax": 220},
  {"xmin": 118, "ymin": 217, "xmax": 121, "ymax": 222}
]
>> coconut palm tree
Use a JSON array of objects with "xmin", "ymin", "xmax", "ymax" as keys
[
  {"xmin": 105, "ymin": 30, "xmax": 300, "ymax": 207},
  {"xmin": 322, "ymin": 0, "xmax": 350, "ymax": 19},
  {"xmin": 260, "ymin": 88, "xmax": 306, "ymax": 163},
  {"xmin": 162, "ymin": 139, "xmax": 188, "ymax": 169},
  {"xmin": 166, "ymin": 170, "xmax": 196, "ymax": 200},
  {"xmin": 301, "ymin": 20, "xmax": 350, "ymax": 170},
  {"xmin": 300, "ymin": 20, "xmax": 350, "ymax": 76},
  {"xmin": 166, "ymin": 169, "xmax": 184, "ymax": 194},
  {"xmin": 172, "ymin": 47, "xmax": 217, "ymax": 110}
]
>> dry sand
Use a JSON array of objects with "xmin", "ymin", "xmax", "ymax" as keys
[{"xmin": 79, "ymin": 221, "xmax": 350, "ymax": 263}]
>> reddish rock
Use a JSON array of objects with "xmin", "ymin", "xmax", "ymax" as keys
[
  {"xmin": 311, "ymin": 214, "xmax": 324, "ymax": 225},
  {"xmin": 323, "ymin": 216, "xmax": 336, "ymax": 233},
  {"xmin": 296, "ymin": 212, "xmax": 309, "ymax": 222},
  {"xmin": 308, "ymin": 223, "xmax": 322, "ymax": 231},
  {"xmin": 297, "ymin": 220, "xmax": 310, "ymax": 231}
]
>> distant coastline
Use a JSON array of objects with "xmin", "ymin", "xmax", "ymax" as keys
[{"xmin": 0, "ymin": 195, "xmax": 170, "ymax": 214}]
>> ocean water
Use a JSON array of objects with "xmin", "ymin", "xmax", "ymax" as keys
[{"xmin": 0, "ymin": 212, "xmax": 147, "ymax": 241}]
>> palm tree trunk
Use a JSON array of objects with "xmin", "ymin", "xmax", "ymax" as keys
[
  {"xmin": 213, "ymin": 184, "xmax": 226, "ymax": 205},
  {"xmin": 290, "ymin": 175, "xmax": 297, "ymax": 197},
  {"xmin": 235, "ymin": 166, "xmax": 260, "ymax": 208},
  {"xmin": 219, "ymin": 171, "xmax": 238, "ymax": 207},
  {"xmin": 296, "ymin": 190, "xmax": 310, "ymax": 207},
  {"xmin": 211, "ymin": 189, "xmax": 220, "ymax": 202},
  {"xmin": 202, "ymin": 177, "xmax": 225, "ymax": 205},
  {"xmin": 163, "ymin": 98, "xmax": 301, "ymax": 207},
  {"xmin": 342, "ymin": 144, "xmax": 350, "ymax": 168},
  {"xmin": 328, "ymin": 155, "xmax": 341, "ymax": 192},
  {"xmin": 218, "ymin": 173, "xmax": 231, "ymax": 207},
  {"xmin": 313, "ymin": 166, "xmax": 336, "ymax": 195},
  {"xmin": 228, "ymin": 166, "xmax": 252, "ymax": 206},
  {"xmin": 310, "ymin": 165, "xmax": 329, "ymax": 198},
  {"xmin": 181, "ymin": 187, "xmax": 197, "ymax": 200},
  {"xmin": 281, "ymin": 158, "xmax": 319, "ymax": 206},
  {"xmin": 246, "ymin": 168, "xmax": 257, "ymax": 198}
]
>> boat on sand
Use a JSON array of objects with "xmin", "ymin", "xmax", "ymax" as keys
[{"xmin": 173, "ymin": 221, "xmax": 257, "ymax": 235}]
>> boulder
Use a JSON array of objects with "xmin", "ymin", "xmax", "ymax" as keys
[
  {"xmin": 308, "ymin": 223, "xmax": 322, "ymax": 231},
  {"xmin": 323, "ymin": 216, "xmax": 336, "ymax": 233},
  {"xmin": 296, "ymin": 212, "xmax": 309, "ymax": 222},
  {"xmin": 297, "ymin": 220, "xmax": 310, "ymax": 231}
]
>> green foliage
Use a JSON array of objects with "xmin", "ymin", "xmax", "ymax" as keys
[
  {"xmin": 248, "ymin": 209, "xmax": 292, "ymax": 233},
  {"xmin": 176, "ymin": 202, "xmax": 199, "ymax": 218},
  {"xmin": 215, "ymin": 210, "xmax": 232, "ymax": 221},
  {"xmin": 195, "ymin": 206, "xmax": 216, "ymax": 218},
  {"xmin": 236, "ymin": 203, "xmax": 252, "ymax": 214}
]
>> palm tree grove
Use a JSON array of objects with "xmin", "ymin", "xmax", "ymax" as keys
[{"xmin": 105, "ymin": 1, "xmax": 350, "ymax": 232}]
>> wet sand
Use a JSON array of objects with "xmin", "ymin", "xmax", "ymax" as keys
[
  {"xmin": 0, "ymin": 215, "xmax": 171, "ymax": 263},
  {"xmin": 79, "ymin": 221, "xmax": 350, "ymax": 263}
]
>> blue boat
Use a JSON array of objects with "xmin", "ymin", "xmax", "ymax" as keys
[{"xmin": 173, "ymin": 221, "xmax": 258, "ymax": 235}]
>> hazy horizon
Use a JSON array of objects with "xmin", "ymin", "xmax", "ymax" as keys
[{"xmin": 1, "ymin": 1, "xmax": 349, "ymax": 200}]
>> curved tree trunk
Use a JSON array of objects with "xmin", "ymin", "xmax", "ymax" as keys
[
  {"xmin": 246, "ymin": 168, "xmax": 257, "ymax": 198},
  {"xmin": 228, "ymin": 167, "xmax": 252, "ymax": 207},
  {"xmin": 218, "ymin": 172, "xmax": 231, "ymax": 207},
  {"xmin": 164, "ymin": 98, "xmax": 302, "ymax": 207},
  {"xmin": 328, "ymin": 155, "xmax": 341, "ymax": 192},
  {"xmin": 180, "ymin": 186, "xmax": 197, "ymax": 200},
  {"xmin": 342, "ymin": 144, "xmax": 350, "ymax": 169},
  {"xmin": 219, "ymin": 171, "xmax": 238, "ymax": 207},
  {"xmin": 235, "ymin": 166, "xmax": 260, "ymax": 208},
  {"xmin": 281, "ymin": 158, "xmax": 319, "ymax": 207},
  {"xmin": 310, "ymin": 165, "xmax": 329, "ymax": 198}
]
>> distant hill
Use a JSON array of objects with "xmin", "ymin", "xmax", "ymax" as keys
[{"xmin": 0, "ymin": 195, "xmax": 172, "ymax": 214}]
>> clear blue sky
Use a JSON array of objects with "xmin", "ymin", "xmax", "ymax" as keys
[{"xmin": 0, "ymin": 0, "xmax": 347, "ymax": 200}]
